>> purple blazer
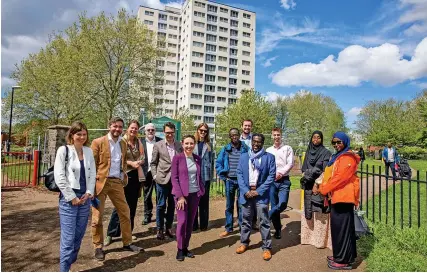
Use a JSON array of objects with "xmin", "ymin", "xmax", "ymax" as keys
[{"xmin": 171, "ymin": 153, "xmax": 205, "ymax": 199}]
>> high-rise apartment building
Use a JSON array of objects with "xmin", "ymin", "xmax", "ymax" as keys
[{"xmin": 137, "ymin": 0, "xmax": 256, "ymax": 127}]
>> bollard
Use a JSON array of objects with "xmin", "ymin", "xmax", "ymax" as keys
[{"xmin": 32, "ymin": 150, "xmax": 40, "ymax": 187}]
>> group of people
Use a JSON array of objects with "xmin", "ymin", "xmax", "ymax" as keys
[{"xmin": 54, "ymin": 117, "xmax": 360, "ymax": 271}]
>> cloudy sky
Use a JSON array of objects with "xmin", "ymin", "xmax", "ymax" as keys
[{"xmin": 2, "ymin": 0, "xmax": 427, "ymax": 128}]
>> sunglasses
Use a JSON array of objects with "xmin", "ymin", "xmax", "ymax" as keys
[
  {"xmin": 331, "ymin": 141, "xmax": 343, "ymax": 145},
  {"xmin": 146, "ymin": 129, "xmax": 155, "ymax": 132},
  {"xmin": 199, "ymin": 129, "xmax": 208, "ymax": 133}
]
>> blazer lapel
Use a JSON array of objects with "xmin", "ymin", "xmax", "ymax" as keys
[
  {"xmin": 162, "ymin": 141, "xmax": 171, "ymax": 163},
  {"xmin": 201, "ymin": 143, "xmax": 208, "ymax": 158}
]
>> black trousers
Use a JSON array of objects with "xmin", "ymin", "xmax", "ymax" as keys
[
  {"xmin": 107, "ymin": 170, "xmax": 141, "ymax": 237},
  {"xmin": 331, "ymin": 203, "xmax": 357, "ymax": 264},
  {"xmin": 193, "ymin": 180, "xmax": 211, "ymax": 230},
  {"xmin": 143, "ymin": 171, "xmax": 156, "ymax": 220}
]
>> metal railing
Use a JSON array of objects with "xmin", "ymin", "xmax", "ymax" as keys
[{"xmin": 1, "ymin": 152, "xmax": 33, "ymax": 187}]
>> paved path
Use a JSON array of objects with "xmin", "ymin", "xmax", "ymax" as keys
[{"xmin": 1, "ymin": 187, "xmax": 366, "ymax": 272}]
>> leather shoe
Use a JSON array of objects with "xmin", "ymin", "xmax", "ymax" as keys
[
  {"xmin": 165, "ymin": 229, "xmax": 175, "ymax": 239},
  {"xmin": 123, "ymin": 244, "xmax": 143, "ymax": 253},
  {"xmin": 176, "ymin": 249, "xmax": 185, "ymax": 261},
  {"xmin": 263, "ymin": 250, "xmax": 272, "ymax": 261},
  {"xmin": 143, "ymin": 218, "xmax": 151, "ymax": 225},
  {"xmin": 236, "ymin": 245, "xmax": 247, "ymax": 254},
  {"xmin": 156, "ymin": 230, "xmax": 165, "ymax": 240},
  {"xmin": 328, "ymin": 257, "xmax": 354, "ymax": 265},
  {"xmin": 328, "ymin": 261, "xmax": 352, "ymax": 270},
  {"xmin": 219, "ymin": 230, "xmax": 231, "ymax": 238},
  {"xmin": 104, "ymin": 236, "xmax": 112, "ymax": 246},
  {"xmin": 274, "ymin": 232, "xmax": 281, "ymax": 239},
  {"xmin": 94, "ymin": 248, "xmax": 105, "ymax": 261},
  {"xmin": 184, "ymin": 248, "xmax": 195, "ymax": 258}
]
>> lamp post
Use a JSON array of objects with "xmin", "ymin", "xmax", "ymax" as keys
[
  {"xmin": 7, "ymin": 85, "xmax": 20, "ymax": 152},
  {"xmin": 303, "ymin": 120, "xmax": 309, "ymax": 145}
]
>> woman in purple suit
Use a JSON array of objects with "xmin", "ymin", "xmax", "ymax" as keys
[{"xmin": 171, "ymin": 135, "xmax": 205, "ymax": 261}]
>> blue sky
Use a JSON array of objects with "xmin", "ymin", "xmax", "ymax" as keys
[{"xmin": 2, "ymin": 0, "xmax": 427, "ymax": 128}]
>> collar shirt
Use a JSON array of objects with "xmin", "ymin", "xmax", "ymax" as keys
[
  {"xmin": 145, "ymin": 137, "xmax": 157, "ymax": 171},
  {"xmin": 249, "ymin": 158, "xmax": 261, "ymax": 187},
  {"xmin": 266, "ymin": 143, "xmax": 294, "ymax": 176},
  {"xmin": 240, "ymin": 133, "xmax": 252, "ymax": 149},
  {"xmin": 166, "ymin": 141, "xmax": 176, "ymax": 161},
  {"xmin": 108, "ymin": 133, "xmax": 123, "ymax": 179}
]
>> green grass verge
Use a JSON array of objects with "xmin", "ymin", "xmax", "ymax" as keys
[
  {"xmin": 359, "ymin": 158, "xmax": 427, "ymax": 180},
  {"xmin": 358, "ymin": 222, "xmax": 427, "ymax": 272},
  {"xmin": 2, "ymin": 164, "xmax": 33, "ymax": 182}
]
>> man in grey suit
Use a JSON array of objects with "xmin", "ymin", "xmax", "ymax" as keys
[
  {"xmin": 150, "ymin": 122, "xmax": 183, "ymax": 240},
  {"xmin": 140, "ymin": 123, "xmax": 162, "ymax": 225}
]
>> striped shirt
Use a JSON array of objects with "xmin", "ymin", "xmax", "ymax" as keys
[{"xmin": 227, "ymin": 147, "xmax": 241, "ymax": 178}]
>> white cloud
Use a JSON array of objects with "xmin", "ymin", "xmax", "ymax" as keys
[
  {"xmin": 346, "ymin": 107, "xmax": 362, "ymax": 117},
  {"xmin": 270, "ymin": 37, "xmax": 427, "ymax": 87},
  {"xmin": 262, "ymin": 56, "xmax": 279, "ymax": 67},
  {"xmin": 280, "ymin": 0, "xmax": 296, "ymax": 10},
  {"xmin": 265, "ymin": 90, "xmax": 310, "ymax": 102}
]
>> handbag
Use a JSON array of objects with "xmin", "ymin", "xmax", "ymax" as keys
[
  {"xmin": 43, "ymin": 146, "xmax": 69, "ymax": 192},
  {"xmin": 354, "ymin": 210, "xmax": 372, "ymax": 239}
]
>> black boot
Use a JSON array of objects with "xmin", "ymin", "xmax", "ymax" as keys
[
  {"xmin": 176, "ymin": 249, "xmax": 185, "ymax": 261},
  {"xmin": 184, "ymin": 248, "xmax": 195, "ymax": 258}
]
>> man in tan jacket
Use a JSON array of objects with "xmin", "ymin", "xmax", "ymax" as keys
[{"xmin": 91, "ymin": 117, "xmax": 142, "ymax": 261}]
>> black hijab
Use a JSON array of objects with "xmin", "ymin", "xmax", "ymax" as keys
[{"xmin": 301, "ymin": 130, "xmax": 331, "ymax": 173}]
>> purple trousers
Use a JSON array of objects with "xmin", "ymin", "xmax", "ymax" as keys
[{"xmin": 176, "ymin": 192, "xmax": 200, "ymax": 250}]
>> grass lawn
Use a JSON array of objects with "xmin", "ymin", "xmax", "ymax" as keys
[{"xmin": 359, "ymin": 158, "xmax": 427, "ymax": 180}]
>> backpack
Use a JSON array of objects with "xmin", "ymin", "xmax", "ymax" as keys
[{"xmin": 43, "ymin": 146, "xmax": 69, "ymax": 192}]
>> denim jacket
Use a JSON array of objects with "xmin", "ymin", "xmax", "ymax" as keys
[{"xmin": 193, "ymin": 142, "xmax": 213, "ymax": 184}]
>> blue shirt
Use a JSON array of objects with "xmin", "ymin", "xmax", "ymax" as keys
[
  {"xmin": 74, "ymin": 160, "xmax": 86, "ymax": 194},
  {"xmin": 240, "ymin": 133, "xmax": 252, "ymax": 149}
]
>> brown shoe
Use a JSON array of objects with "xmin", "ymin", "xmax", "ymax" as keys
[
  {"xmin": 236, "ymin": 245, "xmax": 247, "ymax": 254},
  {"xmin": 263, "ymin": 250, "xmax": 272, "ymax": 261},
  {"xmin": 219, "ymin": 230, "xmax": 231, "ymax": 238}
]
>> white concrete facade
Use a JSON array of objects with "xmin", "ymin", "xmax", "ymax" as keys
[{"xmin": 137, "ymin": 0, "xmax": 256, "ymax": 127}]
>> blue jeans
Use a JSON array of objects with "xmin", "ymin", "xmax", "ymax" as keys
[
  {"xmin": 225, "ymin": 179, "xmax": 242, "ymax": 232},
  {"xmin": 268, "ymin": 178, "xmax": 291, "ymax": 233},
  {"xmin": 59, "ymin": 193, "xmax": 90, "ymax": 272},
  {"xmin": 156, "ymin": 182, "xmax": 175, "ymax": 231}
]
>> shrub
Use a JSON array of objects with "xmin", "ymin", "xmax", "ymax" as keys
[{"xmin": 398, "ymin": 146, "xmax": 427, "ymax": 159}]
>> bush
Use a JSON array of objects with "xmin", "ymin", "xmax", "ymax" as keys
[{"xmin": 398, "ymin": 146, "xmax": 427, "ymax": 160}]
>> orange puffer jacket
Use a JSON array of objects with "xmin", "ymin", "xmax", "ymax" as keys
[{"xmin": 319, "ymin": 152, "xmax": 360, "ymax": 206}]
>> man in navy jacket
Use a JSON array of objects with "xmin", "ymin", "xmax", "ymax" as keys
[{"xmin": 235, "ymin": 133, "xmax": 276, "ymax": 261}]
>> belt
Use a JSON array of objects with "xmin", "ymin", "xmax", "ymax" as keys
[
  {"xmin": 277, "ymin": 175, "xmax": 290, "ymax": 182},
  {"xmin": 107, "ymin": 177, "xmax": 121, "ymax": 181}
]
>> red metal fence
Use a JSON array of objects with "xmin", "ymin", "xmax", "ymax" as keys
[{"xmin": 1, "ymin": 152, "xmax": 33, "ymax": 187}]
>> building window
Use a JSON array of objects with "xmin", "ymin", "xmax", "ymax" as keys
[
  {"xmin": 191, "ymin": 93, "xmax": 203, "ymax": 99},
  {"xmin": 242, "ymin": 80, "xmax": 250, "ymax": 85},
  {"xmin": 242, "ymin": 50, "xmax": 251, "ymax": 56},
  {"xmin": 205, "ymin": 85, "xmax": 215, "ymax": 92},
  {"xmin": 170, "ymin": 16, "xmax": 179, "ymax": 21},
  {"xmin": 192, "ymin": 62, "xmax": 204, "ymax": 68},
  {"xmin": 218, "ymin": 76, "xmax": 227, "ymax": 82},
  {"xmin": 154, "ymin": 88, "xmax": 163, "ymax": 95},
  {"xmin": 158, "ymin": 32, "xmax": 166, "ymax": 39},
  {"xmin": 206, "ymin": 54, "xmax": 216, "ymax": 62},
  {"xmin": 230, "ymin": 20, "xmax": 238, "ymax": 27},
  {"xmin": 166, "ymin": 90, "xmax": 175, "ymax": 95},
  {"xmin": 229, "ymin": 58, "xmax": 238, "ymax": 66},
  {"xmin": 243, "ymin": 41, "xmax": 251, "ymax": 47},
  {"xmin": 219, "ymin": 56, "xmax": 227, "ymax": 62},
  {"xmin": 205, "ymin": 64, "xmax": 216, "ymax": 72},
  {"xmin": 229, "ymin": 88, "xmax": 237, "ymax": 95},
  {"xmin": 204, "ymin": 116, "xmax": 215, "ymax": 123},
  {"xmin": 194, "ymin": 1, "xmax": 205, "ymax": 8},
  {"xmin": 218, "ymin": 66, "xmax": 227, "ymax": 72},
  {"xmin": 243, "ymin": 32, "xmax": 251, "ymax": 38},
  {"xmin": 219, "ymin": 46, "xmax": 227, "ymax": 52},
  {"xmin": 243, "ymin": 22, "xmax": 251, "ymax": 28},
  {"xmin": 219, "ymin": 36, "xmax": 228, "ymax": 42},
  {"xmin": 220, "ymin": 17, "xmax": 228, "ymax": 23},
  {"xmin": 158, "ymin": 23, "xmax": 167, "ymax": 30},
  {"xmin": 207, "ymin": 4, "xmax": 218, "ymax": 13},
  {"xmin": 145, "ymin": 11, "xmax": 154, "ymax": 16},
  {"xmin": 165, "ymin": 80, "xmax": 175, "ymax": 85},
  {"xmin": 204, "ymin": 96, "xmax": 215, "ymax": 103},
  {"xmin": 169, "ymin": 25, "xmax": 178, "ymax": 30},
  {"xmin": 217, "ymin": 107, "xmax": 225, "ymax": 113},
  {"xmin": 192, "ymin": 115, "xmax": 202, "ymax": 121},
  {"xmin": 207, "ymin": 14, "xmax": 217, "ymax": 23},
  {"xmin": 159, "ymin": 14, "xmax": 167, "ymax": 20},
  {"xmin": 168, "ymin": 34, "xmax": 178, "ymax": 39},
  {"xmin": 219, "ymin": 27, "xmax": 228, "ymax": 33},
  {"xmin": 157, "ymin": 41, "xmax": 166, "ymax": 48},
  {"xmin": 191, "ymin": 83, "xmax": 203, "ymax": 89},
  {"xmin": 194, "ymin": 21, "xmax": 205, "ymax": 28},
  {"xmin": 205, "ymin": 75, "xmax": 216, "ymax": 82},
  {"xmin": 242, "ymin": 60, "xmax": 251, "ymax": 66},
  {"xmin": 194, "ymin": 11, "xmax": 206, "ymax": 18},
  {"xmin": 207, "ymin": 24, "xmax": 217, "ymax": 32},
  {"xmin": 220, "ymin": 7, "xmax": 228, "ymax": 13},
  {"xmin": 190, "ymin": 104, "xmax": 202, "ymax": 110},
  {"xmin": 156, "ymin": 60, "xmax": 165, "ymax": 67},
  {"xmin": 166, "ymin": 71, "xmax": 176, "ymax": 76},
  {"xmin": 206, "ymin": 34, "xmax": 217, "ymax": 42},
  {"xmin": 144, "ymin": 20, "xmax": 153, "ymax": 25},
  {"xmin": 217, "ymin": 97, "xmax": 226, "ymax": 102},
  {"xmin": 192, "ymin": 51, "xmax": 204, "ymax": 58},
  {"xmin": 230, "ymin": 49, "xmax": 238, "ymax": 56},
  {"xmin": 192, "ymin": 72, "xmax": 203, "ymax": 78},
  {"xmin": 168, "ymin": 43, "xmax": 177, "ymax": 48},
  {"xmin": 193, "ymin": 31, "xmax": 205, "ymax": 37},
  {"xmin": 204, "ymin": 105, "xmax": 215, "ymax": 112},
  {"xmin": 243, "ymin": 13, "xmax": 251, "ymax": 19},
  {"xmin": 167, "ymin": 61, "xmax": 177, "ymax": 66},
  {"xmin": 230, "ymin": 10, "xmax": 239, "ymax": 18},
  {"xmin": 217, "ymin": 86, "xmax": 227, "ymax": 92},
  {"xmin": 193, "ymin": 41, "xmax": 204, "ymax": 47},
  {"xmin": 229, "ymin": 78, "xmax": 237, "ymax": 85},
  {"xmin": 206, "ymin": 44, "xmax": 216, "ymax": 52},
  {"xmin": 228, "ymin": 98, "xmax": 237, "ymax": 104},
  {"xmin": 230, "ymin": 29, "xmax": 238, "ymax": 37},
  {"xmin": 230, "ymin": 39, "xmax": 238, "ymax": 46},
  {"xmin": 168, "ymin": 51, "xmax": 176, "ymax": 57},
  {"xmin": 242, "ymin": 70, "xmax": 250, "ymax": 76}
]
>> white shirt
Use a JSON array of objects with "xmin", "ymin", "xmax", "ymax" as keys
[
  {"xmin": 387, "ymin": 148, "xmax": 395, "ymax": 162},
  {"xmin": 145, "ymin": 137, "xmax": 156, "ymax": 172},
  {"xmin": 108, "ymin": 133, "xmax": 123, "ymax": 179},
  {"xmin": 266, "ymin": 143, "xmax": 294, "ymax": 177},
  {"xmin": 249, "ymin": 158, "xmax": 261, "ymax": 187}
]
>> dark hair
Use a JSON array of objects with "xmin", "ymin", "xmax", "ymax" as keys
[
  {"xmin": 182, "ymin": 134, "xmax": 196, "ymax": 142},
  {"xmin": 195, "ymin": 123, "xmax": 210, "ymax": 143},
  {"xmin": 252, "ymin": 133, "xmax": 265, "ymax": 143},
  {"xmin": 128, "ymin": 119, "xmax": 140, "ymax": 128},
  {"xmin": 229, "ymin": 128, "xmax": 240, "ymax": 136},
  {"xmin": 66, "ymin": 121, "xmax": 89, "ymax": 146},
  {"xmin": 242, "ymin": 119, "xmax": 253, "ymax": 126},
  {"xmin": 272, "ymin": 127, "xmax": 282, "ymax": 134},
  {"xmin": 108, "ymin": 117, "xmax": 125, "ymax": 127},
  {"xmin": 163, "ymin": 122, "xmax": 176, "ymax": 132}
]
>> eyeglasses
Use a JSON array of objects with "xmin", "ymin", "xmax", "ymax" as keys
[
  {"xmin": 199, "ymin": 129, "xmax": 208, "ymax": 133},
  {"xmin": 146, "ymin": 129, "xmax": 155, "ymax": 132},
  {"xmin": 331, "ymin": 141, "xmax": 343, "ymax": 145},
  {"xmin": 165, "ymin": 131, "xmax": 175, "ymax": 135}
]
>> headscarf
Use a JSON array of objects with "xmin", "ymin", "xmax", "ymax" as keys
[
  {"xmin": 249, "ymin": 148, "xmax": 265, "ymax": 171},
  {"xmin": 301, "ymin": 130, "xmax": 331, "ymax": 173},
  {"xmin": 327, "ymin": 131, "xmax": 350, "ymax": 167}
]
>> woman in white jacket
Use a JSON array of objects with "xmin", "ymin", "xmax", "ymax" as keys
[{"xmin": 54, "ymin": 121, "xmax": 96, "ymax": 272}]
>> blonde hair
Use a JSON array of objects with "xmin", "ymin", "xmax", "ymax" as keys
[{"xmin": 194, "ymin": 123, "xmax": 211, "ymax": 151}]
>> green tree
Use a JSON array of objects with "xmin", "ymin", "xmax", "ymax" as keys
[
  {"xmin": 174, "ymin": 108, "xmax": 196, "ymax": 135},
  {"xmin": 415, "ymin": 90, "xmax": 427, "ymax": 147},
  {"xmin": 215, "ymin": 89, "xmax": 276, "ymax": 147}
]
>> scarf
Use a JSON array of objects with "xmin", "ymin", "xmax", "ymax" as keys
[
  {"xmin": 327, "ymin": 131, "xmax": 350, "ymax": 167},
  {"xmin": 249, "ymin": 148, "xmax": 265, "ymax": 171},
  {"xmin": 301, "ymin": 130, "xmax": 331, "ymax": 173}
]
